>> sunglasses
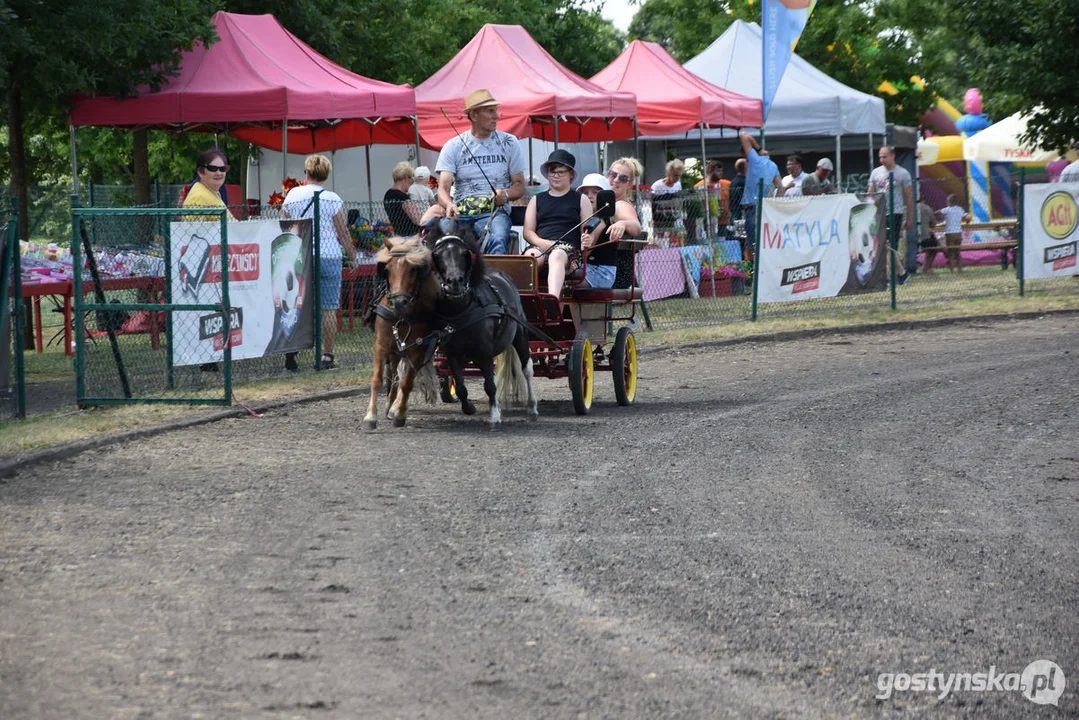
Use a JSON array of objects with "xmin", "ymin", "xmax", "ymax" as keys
[
  {"xmin": 202, "ymin": 163, "xmax": 229, "ymax": 173},
  {"xmin": 607, "ymin": 170, "xmax": 631, "ymax": 183}
]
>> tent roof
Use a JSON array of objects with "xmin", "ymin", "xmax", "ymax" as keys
[
  {"xmin": 590, "ymin": 40, "xmax": 762, "ymax": 135},
  {"xmin": 414, "ymin": 24, "xmax": 637, "ymax": 149},
  {"xmin": 69, "ymin": 11, "xmax": 417, "ymax": 150},
  {"xmin": 964, "ymin": 112, "xmax": 1061, "ymax": 164},
  {"xmin": 683, "ymin": 20, "xmax": 885, "ymax": 137}
]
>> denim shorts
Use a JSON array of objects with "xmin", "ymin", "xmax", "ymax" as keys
[
  {"xmin": 319, "ymin": 258, "xmax": 343, "ymax": 310},
  {"xmin": 585, "ymin": 263, "xmax": 616, "ymax": 289}
]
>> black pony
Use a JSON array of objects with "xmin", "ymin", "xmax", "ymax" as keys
[{"xmin": 428, "ymin": 225, "xmax": 538, "ymax": 427}]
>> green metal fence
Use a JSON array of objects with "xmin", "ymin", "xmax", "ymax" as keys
[{"xmin": 4, "ymin": 175, "xmax": 1078, "ymax": 418}]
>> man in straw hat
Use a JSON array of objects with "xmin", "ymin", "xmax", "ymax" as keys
[{"xmin": 436, "ymin": 89, "xmax": 526, "ymax": 254}]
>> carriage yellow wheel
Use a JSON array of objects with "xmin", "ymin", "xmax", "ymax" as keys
[
  {"xmin": 611, "ymin": 327, "xmax": 637, "ymax": 406},
  {"xmin": 568, "ymin": 337, "xmax": 594, "ymax": 415}
]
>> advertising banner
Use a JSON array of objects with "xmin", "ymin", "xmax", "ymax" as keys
[
  {"xmin": 757, "ymin": 194, "xmax": 890, "ymax": 303},
  {"xmin": 170, "ymin": 219, "xmax": 314, "ymax": 367},
  {"xmin": 1022, "ymin": 183, "xmax": 1079, "ymax": 280}
]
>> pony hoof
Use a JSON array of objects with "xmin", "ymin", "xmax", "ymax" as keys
[
  {"xmin": 363, "ymin": 419, "xmax": 377, "ymax": 432},
  {"xmin": 529, "ymin": 411, "xmax": 539, "ymax": 421},
  {"xmin": 462, "ymin": 401, "xmax": 476, "ymax": 415},
  {"xmin": 393, "ymin": 417, "xmax": 407, "ymax": 428}
]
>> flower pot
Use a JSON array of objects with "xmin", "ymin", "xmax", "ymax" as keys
[{"xmin": 698, "ymin": 276, "xmax": 733, "ymax": 297}]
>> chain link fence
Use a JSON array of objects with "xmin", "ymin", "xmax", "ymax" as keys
[{"xmin": 5, "ymin": 174, "xmax": 1078, "ymax": 417}]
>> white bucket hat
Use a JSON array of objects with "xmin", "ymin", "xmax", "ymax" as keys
[{"xmin": 576, "ymin": 172, "xmax": 610, "ymax": 192}]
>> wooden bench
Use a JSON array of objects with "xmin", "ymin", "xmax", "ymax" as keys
[{"xmin": 927, "ymin": 220, "xmax": 1017, "ymax": 268}]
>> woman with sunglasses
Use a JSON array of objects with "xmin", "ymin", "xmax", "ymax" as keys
[
  {"xmin": 182, "ymin": 148, "xmax": 233, "ymax": 219},
  {"xmin": 580, "ymin": 157, "xmax": 643, "ymax": 289},
  {"xmin": 523, "ymin": 149, "xmax": 591, "ymax": 295}
]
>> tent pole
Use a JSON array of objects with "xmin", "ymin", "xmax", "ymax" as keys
[
  {"xmin": 282, "ymin": 120, "xmax": 288, "ymax": 184},
  {"xmin": 528, "ymin": 138, "xmax": 534, "ymax": 181},
  {"xmin": 868, "ymin": 132, "xmax": 873, "ymax": 173},
  {"xmin": 836, "ymin": 135, "xmax": 842, "ymax": 189},
  {"xmin": 70, "ymin": 126, "xmax": 80, "ymax": 196},
  {"xmin": 634, "ymin": 116, "xmax": 640, "ymax": 166},
  {"xmin": 365, "ymin": 145, "xmax": 373, "ymax": 203},
  {"xmin": 553, "ymin": 116, "xmax": 559, "ymax": 149},
  {"xmin": 700, "ymin": 127, "xmax": 711, "ymax": 242},
  {"xmin": 412, "ymin": 117, "xmax": 421, "ymax": 168}
]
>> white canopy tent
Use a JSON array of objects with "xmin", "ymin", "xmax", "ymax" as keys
[
  {"xmin": 632, "ymin": 20, "xmax": 887, "ymax": 184},
  {"xmin": 963, "ymin": 112, "xmax": 1061, "ymax": 164},
  {"xmin": 684, "ymin": 20, "xmax": 885, "ymax": 138}
]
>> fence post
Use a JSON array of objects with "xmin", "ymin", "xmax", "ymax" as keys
[
  {"xmin": 164, "ymin": 209, "xmax": 175, "ymax": 390},
  {"xmin": 314, "ymin": 189, "xmax": 323, "ymax": 370},
  {"xmin": 1018, "ymin": 167, "xmax": 1025, "ymax": 296},
  {"xmin": 888, "ymin": 171, "xmax": 897, "ymax": 310},
  {"xmin": 70, "ymin": 195, "xmax": 86, "ymax": 403},
  {"xmin": 4, "ymin": 199, "xmax": 26, "ymax": 417},
  {"xmin": 219, "ymin": 209, "xmax": 232, "ymax": 401},
  {"xmin": 751, "ymin": 178, "xmax": 763, "ymax": 322}
]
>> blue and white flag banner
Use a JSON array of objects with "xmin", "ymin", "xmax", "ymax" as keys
[{"xmin": 762, "ymin": 0, "xmax": 817, "ymax": 120}]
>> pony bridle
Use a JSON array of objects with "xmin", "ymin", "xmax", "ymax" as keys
[
  {"xmin": 383, "ymin": 251, "xmax": 431, "ymax": 309},
  {"xmin": 434, "ymin": 234, "xmax": 477, "ymax": 300}
]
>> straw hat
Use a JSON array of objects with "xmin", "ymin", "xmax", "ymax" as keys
[{"xmin": 464, "ymin": 89, "xmax": 500, "ymax": 113}]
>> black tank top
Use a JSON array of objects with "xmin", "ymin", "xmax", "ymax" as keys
[{"xmin": 534, "ymin": 191, "xmax": 581, "ymax": 249}]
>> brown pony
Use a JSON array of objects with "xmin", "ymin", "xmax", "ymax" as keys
[{"xmin": 363, "ymin": 236, "xmax": 439, "ymax": 431}]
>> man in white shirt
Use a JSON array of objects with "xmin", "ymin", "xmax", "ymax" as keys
[
  {"xmin": 867, "ymin": 145, "xmax": 915, "ymax": 283},
  {"xmin": 780, "ymin": 154, "xmax": 808, "ymax": 197},
  {"xmin": 436, "ymin": 89, "xmax": 527, "ymax": 254}
]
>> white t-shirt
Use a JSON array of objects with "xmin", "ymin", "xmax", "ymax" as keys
[
  {"xmin": 436, "ymin": 130, "xmax": 526, "ymax": 203},
  {"xmin": 282, "ymin": 184, "xmax": 344, "ymax": 259},
  {"xmin": 940, "ymin": 205, "xmax": 966, "ymax": 234},
  {"xmin": 408, "ymin": 183, "xmax": 436, "ymax": 208},
  {"xmin": 781, "ymin": 171, "xmax": 807, "ymax": 197},
  {"xmin": 651, "ymin": 178, "xmax": 682, "ymax": 196},
  {"xmin": 1059, "ymin": 159, "xmax": 1079, "ymax": 184},
  {"xmin": 868, "ymin": 164, "xmax": 913, "ymax": 214}
]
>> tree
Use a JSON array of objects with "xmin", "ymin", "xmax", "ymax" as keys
[
  {"xmin": 0, "ymin": 0, "xmax": 218, "ymax": 239},
  {"xmin": 941, "ymin": 0, "xmax": 1079, "ymax": 152}
]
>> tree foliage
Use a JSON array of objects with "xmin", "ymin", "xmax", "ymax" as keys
[{"xmin": 941, "ymin": 0, "xmax": 1079, "ymax": 151}]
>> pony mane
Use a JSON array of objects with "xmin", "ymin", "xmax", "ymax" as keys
[{"xmin": 375, "ymin": 236, "xmax": 431, "ymax": 267}]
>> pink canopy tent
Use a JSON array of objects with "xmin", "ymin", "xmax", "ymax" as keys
[
  {"xmin": 69, "ymin": 11, "xmax": 417, "ymax": 153},
  {"xmin": 414, "ymin": 24, "xmax": 637, "ymax": 149},
  {"xmin": 590, "ymin": 40, "xmax": 763, "ymax": 135}
]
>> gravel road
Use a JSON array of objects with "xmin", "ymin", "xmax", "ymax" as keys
[{"xmin": 2, "ymin": 315, "xmax": 1076, "ymax": 719}]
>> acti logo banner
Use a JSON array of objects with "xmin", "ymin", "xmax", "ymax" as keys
[{"xmin": 1023, "ymin": 185, "xmax": 1079, "ymax": 279}]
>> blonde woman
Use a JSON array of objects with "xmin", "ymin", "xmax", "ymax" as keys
[
  {"xmin": 281, "ymin": 155, "xmax": 357, "ymax": 370},
  {"xmin": 580, "ymin": 157, "xmax": 642, "ymax": 289}
]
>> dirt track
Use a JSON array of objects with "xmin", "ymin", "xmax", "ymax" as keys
[{"xmin": 2, "ymin": 315, "xmax": 1077, "ymax": 719}]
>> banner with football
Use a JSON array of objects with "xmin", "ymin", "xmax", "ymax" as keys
[
  {"xmin": 756, "ymin": 194, "xmax": 891, "ymax": 303},
  {"xmin": 169, "ymin": 219, "xmax": 315, "ymax": 367}
]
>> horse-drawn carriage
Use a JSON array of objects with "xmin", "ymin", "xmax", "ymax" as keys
[{"xmin": 363, "ymin": 205, "xmax": 644, "ymax": 429}]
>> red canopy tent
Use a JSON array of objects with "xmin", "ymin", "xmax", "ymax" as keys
[
  {"xmin": 69, "ymin": 11, "xmax": 417, "ymax": 153},
  {"xmin": 590, "ymin": 40, "xmax": 763, "ymax": 135},
  {"xmin": 414, "ymin": 24, "xmax": 637, "ymax": 149}
]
